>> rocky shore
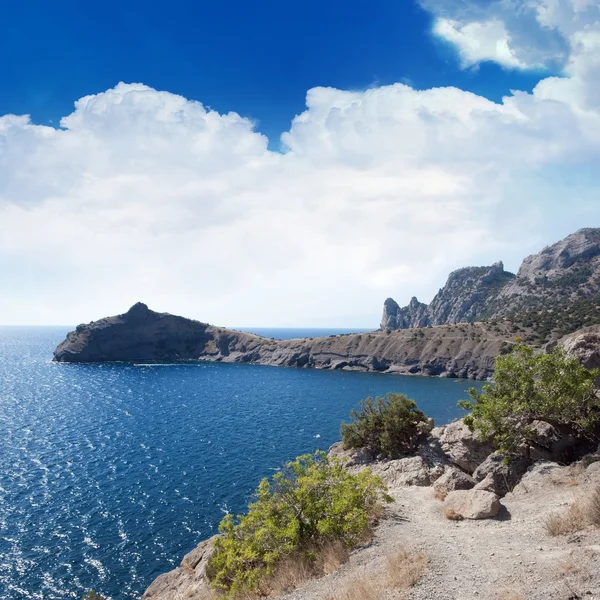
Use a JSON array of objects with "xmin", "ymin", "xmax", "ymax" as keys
[
  {"xmin": 141, "ymin": 414, "xmax": 600, "ymax": 600},
  {"xmin": 53, "ymin": 302, "xmax": 520, "ymax": 379}
]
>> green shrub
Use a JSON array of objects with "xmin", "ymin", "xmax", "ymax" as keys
[
  {"xmin": 459, "ymin": 344, "xmax": 600, "ymax": 457},
  {"xmin": 82, "ymin": 593, "xmax": 105, "ymax": 600},
  {"xmin": 340, "ymin": 393, "xmax": 429, "ymax": 459},
  {"xmin": 206, "ymin": 451, "xmax": 390, "ymax": 598}
]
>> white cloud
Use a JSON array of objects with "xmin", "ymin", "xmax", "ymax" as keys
[
  {"xmin": 433, "ymin": 18, "xmax": 529, "ymax": 69},
  {"xmin": 1, "ymin": 5, "xmax": 600, "ymax": 327}
]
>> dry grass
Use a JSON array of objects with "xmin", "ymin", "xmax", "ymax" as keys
[
  {"xmin": 544, "ymin": 485, "xmax": 600, "ymax": 536},
  {"xmin": 328, "ymin": 576, "xmax": 381, "ymax": 600},
  {"xmin": 433, "ymin": 486, "xmax": 448, "ymax": 501},
  {"xmin": 261, "ymin": 541, "xmax": 350, "ymax": 596},
  {"xmin": 443, "ymin": 507, "xmax": 464, "ymax": 521},
  {"xmin": 328, "ymin": 547, "xmax": 429, "ymax": 600},
  {"xmin": 385, "ymin": 547, "xmax": 429, "ymax": 589}
]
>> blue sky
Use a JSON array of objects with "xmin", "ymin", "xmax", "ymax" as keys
[
  {"xmin": 2, "ymin": 0, "xmax": 548, "ymax": 146},
  {"xmin": 1, "ymin": 0, "xmax": 599, "ymax": 326}
]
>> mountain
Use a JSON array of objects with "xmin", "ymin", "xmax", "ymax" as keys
[
  {"xmin": 381, "ymin": 228, "xmax": 600, "ymax": 343},
  {"xmin": 54, "ymin": 302, "xmax": 521, "ymax": 379}
]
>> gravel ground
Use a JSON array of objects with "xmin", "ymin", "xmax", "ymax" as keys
[{"xmin": 279, "ymin": 460, "xmax": 600, "ymax": 600}]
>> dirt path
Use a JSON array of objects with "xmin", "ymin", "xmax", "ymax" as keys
[{"xmin": 281, "ymin": 461, "xmax": 600, "ymax": 600}]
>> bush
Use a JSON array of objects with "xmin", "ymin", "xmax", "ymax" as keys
[
  {"xmin": 459, "ymin": 344, "xmax": 600, "ymax": 457},
  {"xmin": 205, "ymin": 451, "xmax": 390, "ymax": 598},
  {"xmin": 341, "ymin": 393, "xmax": 429, "ymax": 459}
]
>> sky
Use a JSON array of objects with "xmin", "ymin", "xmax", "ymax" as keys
[{"xmin": 1, "ymin": 0, "xmax": 599, "ymax": 327}]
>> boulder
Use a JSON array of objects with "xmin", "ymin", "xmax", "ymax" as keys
[
  {"xmin": 328, "ymin": 442, "xmax": 375, "ymax": 467},
  {"xmin": 443, "ymin": 490, "xmax": 501, "ymax": 520},
  {"xmin": 433, "ymin": 467, "xmax": 475, "ymax": 499},
  {"xmin": 473, "ymin": 451, "xmax": 531, "ymax": 497},
  {"xmin": 473, "ymin": 473, "xmax": 496, "ymax": 493},
  {"xmin": 560, "ymin": 330, "xmax": 600, "ymax": 386},
  {"xmin": 368, "ymin": 455, "xmax": 435, "ymax": 487},
  {"xmin": 433, "ymin": 419, "xmax": 495, "ymax": 474}
]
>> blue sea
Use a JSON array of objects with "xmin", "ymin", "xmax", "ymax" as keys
[{"xmin": 0, "ymin": 326, "xmax": 478, "ymax": 600}]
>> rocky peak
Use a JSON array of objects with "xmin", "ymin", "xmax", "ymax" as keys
[
  {"xmin": 381, "ymin": 227, "xmax": 600, "ymax": 340},
  {"xmin": 517, "ymin": 228, "xmax": 600, "ymax": 280},
  {"xmin": 125, "ymin": 302, "xmax": 151, "ymax": 318}
]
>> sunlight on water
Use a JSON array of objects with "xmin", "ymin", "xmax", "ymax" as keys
[{"xmin": 0, "ymin": 327, "xmax": 477, "ymax": 599}]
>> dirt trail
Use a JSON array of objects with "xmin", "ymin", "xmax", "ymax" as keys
[{"xmin": 281, "ymin": 462, "xmax": 600, "ymax": 600}]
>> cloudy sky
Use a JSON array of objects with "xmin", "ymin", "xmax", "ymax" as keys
[{"xmin": 1, "ymin": 0, "xmax": 599, "ymax": 327}]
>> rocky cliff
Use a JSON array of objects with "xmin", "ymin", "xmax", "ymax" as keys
[
  {"xmin": 54, "ymin": 304, "xmax": 519, "ymax": 379},
  {"xmin": 53, "ymin": 302, "xmax": 265, "ymax": 363},
  {"xmin": 381, "ymin": 228, "xmax": 600, "ymax": 343}
]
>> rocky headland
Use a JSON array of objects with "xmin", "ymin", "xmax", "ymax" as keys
[
  {"xmin": 54, "ymin": 228, "xmax": 600, "ymax": 381},
  {"xmin": 54, "ymin": 302, "xmax": 521, "ymax": 379}
]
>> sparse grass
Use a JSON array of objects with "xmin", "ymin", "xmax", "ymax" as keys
[
  {"xmin": 544, "ymin": 485, "xmax": 600, "ymax": 536},
  {"xmin": 385, "ymin": 547, "xmax": 429, "ymax": 589},
  {"xmin": 261, "ymin": 541, "xmax": 350, "ymax": 596},
  {"xmin": 328, "ymin": 576, "xmax": 380, "ymax": 600},
  {"xmin": 328, "ymin": 547, "xmax": 429, "ymax": 600}
]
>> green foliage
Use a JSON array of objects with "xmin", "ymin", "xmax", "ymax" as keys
[
  {"xmin": 459, "ymin": 344, "xmax": 600, "ymax": 457},
  {"xmin": 205, "ymin": 451, "xmax": 390, "ymax": 598},
  {"xmin": 82, "ymin": 593, "xmax": 105, "ymax": 600},
  {"xmin": 340, "ymin": 393, "xmax": 429, "ymax": 459}
]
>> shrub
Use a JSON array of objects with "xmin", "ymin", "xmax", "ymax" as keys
[
  {"xmin": 82, "ymin": 593, "xmax": 105, "ymax": 600},
  {"xmin": 459, "ymin": 344, "xmax": 599, "ymax": 457},
  {"xmin": 205, "ymin": 451, "xmax": 390, "ymax": 598},
  {"xmin": 341, "ymin": 393, "xmax": 429, "ymax": 459}
]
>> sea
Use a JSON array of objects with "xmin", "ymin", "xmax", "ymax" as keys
[{"xmin": 0, "ymin": 326, "xmax": 479, "ymax": 600}]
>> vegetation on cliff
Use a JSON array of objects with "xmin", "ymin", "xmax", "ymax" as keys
[
  {"xmin": 340, "ymin": 393, "xmax": 430, "ymax": 459},
  {"xmin": 205, "ymin": 451, "xmax": 391, "ymax": 598},
  {"xmin": 459, "ymin": 344, "xmax": 600, "ymax": 458}
]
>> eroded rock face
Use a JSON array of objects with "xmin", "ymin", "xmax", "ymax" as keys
[
  {"xmin": 53, "ymin": 302, "xmax": 264, "ymax": 363},
  {"xmin": 371, "ymin": 454, "xmax": 449, "ymax": 488},
  {"xmin": 53, "ymin": 305, "xmax": 508, "ymax": 380},
  {"xmin": 473, "ymin": 452, "xmax": 531, "ymax": 497},
  {"xmin": 381, "ymin": 263, "xmax": 515, "ymax": 330},
  {"xmin": 433, "ymin": 467, "xmax": 475, "ymax": 498},
  {"xmin": 433, "ymin": 420, "xmax": 495, "ymax": 475},
  {"xmin": 382, "ymin": 228, "xmax": 600, "ymax": 339},
  {"xmin": 560, "ymin": 329, "xmax": 600, "ymax": 381},
  {"xmin": 141, "ymin": 536, "xmax": 216, "ymax": 599},
  {"xmin": 443, "ymin": 490, "xmax": 501, "ymax": 520}
]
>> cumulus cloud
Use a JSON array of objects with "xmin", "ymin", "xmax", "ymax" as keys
[
  {"xmin": 433, "ymin": 18, "xmax": 529, "ymax": 68},
  {"xmin": 1, "ymin": 3, "xmax": 600, "ymax": 327}
]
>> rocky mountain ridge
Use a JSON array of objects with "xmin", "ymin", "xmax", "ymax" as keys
[
  {"xmin": 54, "ymin": 303, "xmax": 524, "ymax": 379},
  {"xmin": 381, "ymin": 228, "xmax": 600, "ymax": 342}
]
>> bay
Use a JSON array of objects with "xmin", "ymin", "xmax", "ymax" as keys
[{"xmin": 0, "ymin": 326, "xmax": 477, "ymax": 599}]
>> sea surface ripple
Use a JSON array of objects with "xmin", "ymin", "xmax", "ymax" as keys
[{"xmin": 0, "ymin": 326, "xmax": 478, "ymax": 599}]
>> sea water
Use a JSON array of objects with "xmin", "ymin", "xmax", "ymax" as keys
[{"xmin": 0, "ymin": 326, "xmax": 478, "ymax": 599}]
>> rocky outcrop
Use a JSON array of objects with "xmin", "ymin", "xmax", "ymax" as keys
[
  {"xmin": 382, "ymin": 228, "xmax": 600, "ymax": 342},
  {"xmin": 432, "ymin": 420, "xmax": 495, "ymax": 474},
  {"xmin": 433, "ymin": 467, "xmax": 475, "ymax": 499},
  {"xmin": 558, "ymin": 326, "xmax": 600, "ymax": 385},
  {"xmin": 54, "ymin": 304, "xmax": 516, "ymax": 379},
  {"xmin": 381, "ymin": 262, "xmax": 514, "ymax": 329},
  {"xmin": 472, "ymin": 452, "xmax": 531, "ymax": 497},
  {"xmin": 141, "ymin": 536, "xmax": 216, "ymax": 599},
  {"xmin": 516, "ymin": 227, "xmax": 600, "ymax": 280},
  {"xmin": 443, "ymin": 489, "xmax": 501, "ymax": 520},
  {"xmin": 53, "ymin": 302, "xmax": 265, "ymax": 363}
]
